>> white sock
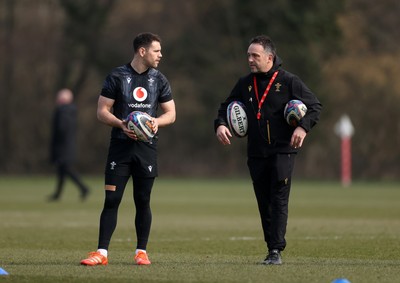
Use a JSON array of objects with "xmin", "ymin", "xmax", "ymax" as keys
[
  {"xmin": 135, "ymin": 249, "xmax": 146, "ymax": 255},
  {"xmin": 97, "ymin": 249, "xmax": 108, "ymax": 257}
]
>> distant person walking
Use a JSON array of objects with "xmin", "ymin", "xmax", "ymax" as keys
[
  {"xmin": 49, "ymin": 88, "xmax": 90, "ymax": 201},
  {"xmin": 214, "ymin": 35, "xmax": 322, "ymax": 265}
]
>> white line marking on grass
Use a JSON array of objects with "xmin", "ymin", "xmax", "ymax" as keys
[{"xmin": 229, "ymin": 236, "xmax": 258, "ymax": 241}]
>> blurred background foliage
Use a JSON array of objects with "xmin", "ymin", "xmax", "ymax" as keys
[{"xmin": 0, "ymin": 0, "xmax": 399, "ymax": 180}]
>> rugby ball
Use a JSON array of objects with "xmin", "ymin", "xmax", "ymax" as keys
[
  {"xmin": 126, "ymin": 111, "xmax": 155, "ymax": 142},
  {"xmin": 227, "ymin": 101, "xmax": 248, "ymax": 137},
  {"xmin": 284, "ymin": 100, "xmax": 307, "ymax": 127}
]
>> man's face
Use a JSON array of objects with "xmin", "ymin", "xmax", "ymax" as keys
[
  {"xmin": 247, "ymin": 43, "xmax": 273, "ymax": 73},
  {"xmin": 143, "ymin": 41, "xmax": 162, "ymax": 68}
]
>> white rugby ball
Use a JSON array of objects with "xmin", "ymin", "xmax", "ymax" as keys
[
  {"xmin": 227, "ymin": 101, "xmax": 248, "ymax": 137},
  {"xmin": 126, "ymin": 111, "xmax": 155, "ymax": 142}
]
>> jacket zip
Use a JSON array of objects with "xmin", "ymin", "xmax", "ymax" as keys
[{"xmin": 267, "ymin": 120, "xmax": 271, "ymax": 144}]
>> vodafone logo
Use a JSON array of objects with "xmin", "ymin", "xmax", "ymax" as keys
[{"xmin": 133, "ymin": 87, "xmax": 148, "ymax": 102}]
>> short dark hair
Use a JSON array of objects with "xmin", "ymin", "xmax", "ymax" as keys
[
  {"xmin": 133, "ymin": 32, "xmax": 161, "ymax": 53},
  {"xmin": 250, "ymin": 35, "xmax": 276, "ymax": 58}
]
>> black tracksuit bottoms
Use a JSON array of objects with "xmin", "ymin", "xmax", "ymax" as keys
[{"xmin": 247, "ymin": 153, "xmax": 296, "ymax": 252}]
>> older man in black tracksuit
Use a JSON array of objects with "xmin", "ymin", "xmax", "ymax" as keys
[
  {"xmin": 215, "ymin": 35, "xmax": 322, "ymax": 265},
  {"xmin": 49, "ymin": 88, "xmax": 90, "ymax": 201}
]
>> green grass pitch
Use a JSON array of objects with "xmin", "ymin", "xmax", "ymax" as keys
[{"xmin": 0, "ymin": 176, "xmax": 399, "ymax": 283}]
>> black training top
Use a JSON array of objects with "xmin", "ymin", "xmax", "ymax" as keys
[
  {"xmin": 100, "ymin": 63, "xmax": 173, "ymax": 139},
  {"xmin": 215, "ymin": 56, "xmax": 322, "ymax": 157}
]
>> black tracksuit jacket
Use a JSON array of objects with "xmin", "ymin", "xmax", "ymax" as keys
[
  {"xmin": 50, "ymin": 104, "xmax": 77, "ymax": 164},
  {"xmin": 215, "ymin": 56, "xmax": 322, "ymax": 158}
]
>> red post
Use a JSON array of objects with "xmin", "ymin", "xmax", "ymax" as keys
[
  {"xmin": 341, "ymin": 137, "xmax": 351, "ymax": 187},
  {"xmin": 335, "ymin": 115, "xmax": 354, "ymax": 187}
]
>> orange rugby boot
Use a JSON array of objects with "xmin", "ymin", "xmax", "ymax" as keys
[
  {"xmin": 80, "ymin": 251, "xmax": 108, "ymax": 266},
  {"xmin": 134, "ymin": 251, "xmax": 151, "ymax": 265}
]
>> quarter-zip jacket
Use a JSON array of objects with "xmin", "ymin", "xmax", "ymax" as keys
[{"xmin": 215, "ymin": 56, "xmax": 322, "ymax": 157}]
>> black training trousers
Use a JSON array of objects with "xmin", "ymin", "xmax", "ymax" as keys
[
  {"xmin": 247, "ymin": 153, "xmax": 296, "ymax": 252},
  {"xmin": 52, "ymin": 163, "xmax": 88, "ymax": 199}
]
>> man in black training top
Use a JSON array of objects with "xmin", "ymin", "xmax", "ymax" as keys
[{"xmin": 81, "ymin": 32, "xmax": 176, "ymax": 266}]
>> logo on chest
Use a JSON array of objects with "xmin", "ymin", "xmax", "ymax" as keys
[
  {"xmin": 275, "ymin": 82, "xmax": 282, "ymax": 92},
  {"xmin": 133, "ymin": 87, "xmax": 148, "ymax": 102}
]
